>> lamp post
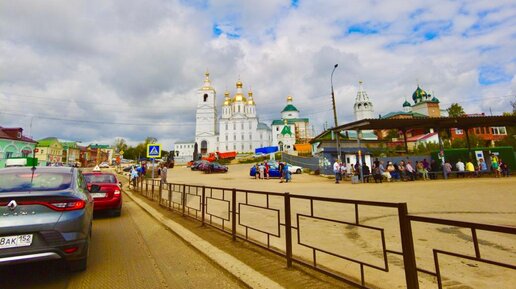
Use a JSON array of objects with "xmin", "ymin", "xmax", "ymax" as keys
[{"xmin": 331, "ymin": 64, "xmax": 341, "ymax": 161}]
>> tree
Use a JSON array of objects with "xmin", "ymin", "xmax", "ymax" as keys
[
  {"xmin": 113, "ymin": 138, "xmax": 128, "ymax": 153},
  {"xmin": 447, "ymin": 103, "xmax": 466, "ymax": 117}
]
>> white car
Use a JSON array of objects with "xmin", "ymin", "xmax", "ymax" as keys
[
  {"xmin": 287, "ymin": 164, "xmax": 303, "ymax": 174},
  {"xmin": 99, "ymin": 162, "xmax": 110, "ymax": 168}
]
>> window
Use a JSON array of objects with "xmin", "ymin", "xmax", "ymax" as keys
[
  {"xmin": 225, "ymin": 145, "xmax": 228, "ymax": 151},
  {"xmin": 249, "ymin": 134, "xmax": 252, "ymax": 140},
  {"xmin": 5, "ymin": 152, "xmax": 13, "ymax": 159},
  {"xmin": 276, "ymin": 127, "xmax": 279, "ymax": 131},
  {"xmin": 233, "ymin": 145, "xmax": 236, "ymax": 150},
  {"xmin": 492, "ymin": 127, "xmax": 507, "ymax": 135},
  {"xmin": 241, "ymin": 144, "xmax": 244, "ymax": 151},
  {"xmin": 233, "ymin": 135, "xmax": 236, "ymax": 141},
  {"xmin": 241, "ymin": 123, "xmax": 244, "ymax": 129},
  {"xmin": 241, "ymin": 134, "xmax": 244, "ymax": 140},
  {"xmin": 474, "ymin": 128, "xmax": 481, "ymax": 134},
  {"xmin": 455, "ymin": 129, "xmax": 463, "ymax": 135},
  {"xmin": 249, "ymin": 145, "xmax": 252, "ymax": 150},
  {"xmin": 249, "ymin": 122, "xmax": 252, "ymax": 129},
  {"xmin": 260, "ymin": 134, "xmax": 263, "ymax": 140},
  {"xmin": 203, "ymin": 94, "xmax": 208, "ymax": 102},
  {"xmin": 225, "ymin": 123, "xmax": 228, "ymax": 130},
  {"xmin": 233, "ymin": 123, "xmax": 236, "ymax": 130},
  {"xmin": 225, "ymin": 135, "xmax": 228, "ymax": 141}
]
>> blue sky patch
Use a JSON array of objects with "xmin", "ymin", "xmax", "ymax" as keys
[
  {"xmin": 291, "ymin": 0, "xmax": 299, "ymax": 8},
  {"xmin": 478, "ymin": 66, "xmax": 512, "ymax": 85},
  {"xmin": 347, "ymin": 21, "xmax": 390, "ymax": 35},
  {"xmin": 212, "ymin": 23, "xmax": 241, "ymax": 39},
  {"xmin": 412, "ymin": 20, "xmax": 452, "ymax": 41},
  {"xmin": 180, "ymin": 0, "xmax": 208, "ymax": 9}
]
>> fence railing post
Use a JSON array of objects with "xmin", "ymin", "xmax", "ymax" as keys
[
  {"xmin": 159, "ymin": 180, "xmax": 163, "ymax": 205},
  {"xmin": 232, "ymin": 188, "xmax": 237, "ymax": 241},
  {"xmin": 398, "ymin": 203, "xmax": 419, "ymax": 289},
  {"xmin": 201, "ymin": 186, "xmax": 206, "ymax": 226},
  {"xmin": 284, "ymin": 192, "xmax": 293, "ymax": 268},
  {"xmin": 168, "ymin": 184, "xmax": 172, "ymax": 209},
  {"xmin": 182, "ymin": 184, "xmax": 186, "ymax": 216},
  {"xmin": 151, "ymin": 180, "xmax": 155, "ymax": 200}
]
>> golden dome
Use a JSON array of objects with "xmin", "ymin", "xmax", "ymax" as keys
[
  {"xmin": 248, "ymin": 99, "xmax": 255, "ymax": 105},
  {"xmin": 287, "ymin": 95, "xmax": 293, "ymax": 102},
  {"xmin": 236, "ymin": 80, "xmax": 243, "ymax": 88},
  {"xmin": 224, "ymin": 100, "xmax": 230, "ymax": 106},
  {"xmin": 234, "ymin": 93, "xmax": 246, "ymax": 102}
]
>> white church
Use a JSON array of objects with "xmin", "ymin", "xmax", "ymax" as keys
[{"xmin": 174, "ymin": 73, "xmax": 272, "ymax": 162}]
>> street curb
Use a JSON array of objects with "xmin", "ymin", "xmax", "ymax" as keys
[{"xmin": 124, "ymin": 189, "xmax": 285, "ymax": 289}]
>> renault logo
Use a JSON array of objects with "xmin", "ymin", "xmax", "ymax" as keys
[{"xmin": 7, "ymin": 200, "xmax": 17, "ymax": 211}]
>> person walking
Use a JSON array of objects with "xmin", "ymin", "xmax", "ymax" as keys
[
  {"xmin": 333, "ymin": 159, "xmax": 341, "ymax": 184},
  {"xmin": 264, "ymin": 161, "xmax": 270, "ymax": 180},
  {"xmin": 130, "ymin": 166, "xmax": 138, "ymax": 189}
]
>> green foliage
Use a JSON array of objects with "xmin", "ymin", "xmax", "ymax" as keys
[{"xmin": 447, "ymin": 103, "xmax": 466, "ymax": 117}]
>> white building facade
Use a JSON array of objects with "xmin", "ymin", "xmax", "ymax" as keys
[{"xmin": 176, "ymin": 73, "xmax": 271, "ymax": 158}]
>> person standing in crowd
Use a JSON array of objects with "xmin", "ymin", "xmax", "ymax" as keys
[
  {"xmin": 279, "ymin": 162, "xmax": 285, "ymax": 183},
  {"xmin": 491, "ymin": 154, "xmax": 500, "ymax": 178},
  {"xmin": 429, "ymin": 159, "xmax": 439, "ymax": 179},
  {"xmin": 333, "ymin": 159, "xmax": 341, "ymax": 184},
  {"xmin": 444, "ymin": 161, "xmax": 452, "ymax": 176},
  {"xmin": 362, "ymin": 163, "xmax": 370, "ymax": 183},
  {"xmin": 161, "ymin": 164, "xmax": 168, "ymax": 184},
  {"xmin": 283, "ymin": 163, "xmax": 291, "ymax": 183},
  {"xmin": 130, "ymin": 166, "xmax": 138, "ymax": 188},
  {"xmin": 456, "ymin": 159, "xmax": 465, "ymax": 178},
  {"xmin": 254, "ymin": 163, "xmax": 259, "ymax": 179},
  {"xmin": 264, "ymin": 161, "xmax": 270, "ymax": 180},
  {"xmin": 258, "ymin": 163, "xmax": 265, "ymax": 179}
]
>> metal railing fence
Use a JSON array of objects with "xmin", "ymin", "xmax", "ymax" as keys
[{"xmin": 130, "ymin": 177, "xmax": 515, "ymax": 289}]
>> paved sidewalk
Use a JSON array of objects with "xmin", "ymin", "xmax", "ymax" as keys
[{"xmin": 122, "ymin": 182, "xmax": 353, "ymax": 289}]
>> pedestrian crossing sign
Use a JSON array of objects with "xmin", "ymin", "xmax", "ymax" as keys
[{"xmin": 147, "ymin": 144, "xmax": 161, "ymax": 158}]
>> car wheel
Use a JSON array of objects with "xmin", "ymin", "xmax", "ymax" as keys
[
  {"xmin": 112, "ymin": 207, "xmax": 122, "ymax": 217},
  {"xmin": 296, "ymin": 169, "xmax": 302, "ymax": 174}
]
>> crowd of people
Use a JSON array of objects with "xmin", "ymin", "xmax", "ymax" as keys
[
  {"xmin": 254, "ymin": 161, "xmax": 292, "ymax": 183},
  {"xmin": 333, "ymin": 154, "xmax": 510, "ymax": 183}
]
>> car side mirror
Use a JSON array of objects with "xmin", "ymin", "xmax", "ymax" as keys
[{"xmin": 89, "ymin": 184, "xmax": 101, "ymax": 193}]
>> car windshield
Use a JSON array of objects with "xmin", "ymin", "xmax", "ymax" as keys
[
  {"xmin": 84, "ymin": 174, "xmax": 116, "ymax": 184},
  {"xmin": 0, "ymin": 171, "xmax": 72, "ymax": 192}
]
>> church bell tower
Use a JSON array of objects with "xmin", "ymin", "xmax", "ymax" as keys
[{"xmin": 195, "ymin": 72, "xmax": 218, "ymax": 154}]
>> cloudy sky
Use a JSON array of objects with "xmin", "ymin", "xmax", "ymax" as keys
[{"xmin": 1, "ymin": 0, "xmax": 515, "ymax": 150}]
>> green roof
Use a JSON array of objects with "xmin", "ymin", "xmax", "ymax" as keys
[
  {"xmin": 281, "ymin": 104, "xmax": 299, "ymax": 112},
  {"xmin": 380, "ymin": 111, "xmax": 428, "ymax": 119},
  {"xmin": 402, "ymin": 100, "xmax": 411, "ymax": 107},
  {"xmin": 271, "ymin": 118, "xmax": 309, "ymax": 125},
  {"xmin": 37, "ymin": 137, "xmax": 59, "ymax": 147}
]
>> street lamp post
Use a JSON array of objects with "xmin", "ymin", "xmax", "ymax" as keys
[{"xmin": 331, "ymin": 64, "xmax": 341, "ymax": 161}]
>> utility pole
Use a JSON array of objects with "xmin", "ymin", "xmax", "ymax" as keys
[{"xmin": 331, "ymin": 64, "xmax": 341, "ymax": 161}]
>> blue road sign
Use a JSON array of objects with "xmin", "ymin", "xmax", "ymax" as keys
[{"xmin": 147, "ymin": 144, "xmax": 161, "ymax": 158}]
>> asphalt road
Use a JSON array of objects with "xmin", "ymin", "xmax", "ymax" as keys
[{"xmin": 0, "ymin": 195, "xmax": 245, "ymax": 289}]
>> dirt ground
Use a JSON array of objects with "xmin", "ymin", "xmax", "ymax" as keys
[{"xmin": 158, "ymin": 164, "xmax": 515, "ymax": 289}]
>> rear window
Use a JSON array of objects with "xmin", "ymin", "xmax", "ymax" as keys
[
  {"xmin": 84, "ymin": 174, "xmax": 116, "ymax": 184},
  {"xmin": 0, "ymin": 171, "xmax": 72, "ymax": 192}
]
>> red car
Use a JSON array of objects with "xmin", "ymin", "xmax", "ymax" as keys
[{"xmin": 82, "ymin": 172, "xmax": 122, "ymax": 216}]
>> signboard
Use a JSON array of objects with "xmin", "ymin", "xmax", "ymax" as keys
[{"xmin": 146, "ymin": 144, "xmax": 161, "ymax": 158}]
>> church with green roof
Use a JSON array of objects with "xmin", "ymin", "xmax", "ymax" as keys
[{"xmin": 271, "ymin": 96, "xmax": 311, "ymax": 152}]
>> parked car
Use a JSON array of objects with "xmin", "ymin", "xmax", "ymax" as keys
[
  {"xmin": 203, "ymin": 162, "xmax": 228, "ymax": 173},
  {"xmin": 0, "ymin": 167, "xmax": 94, "ymax": 271},
  {"xmin": 249, "ymin": 162, "xmax": 303, "ymax": 177},
  {"xmin": 99, "ymin": 162, "xmax": 110, "ymax": 168},
  {"xmin": 82, "ymin": 172, "xmax": 122, "ymax": 217},
  {"xmin": 190, "ymin": 160, "xmax": 209, "ymax": 171}
]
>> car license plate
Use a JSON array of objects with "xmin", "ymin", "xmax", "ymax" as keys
[
  {"xmin": 91, "ymin": 193, "xmax": 106, "ymax": 198},
  {"xmin": 0, "ymin": 234, "xmax": 33, "ymax": 250}
]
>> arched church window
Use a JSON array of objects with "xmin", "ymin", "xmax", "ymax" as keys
[
  {"xmin": 241, "ymin": 123, "xmax": 244, "ymax": 129},
  {"xmin": 364, "ymin": 104, "xmax": 368, "ymax": 108},
  {"xmin": 203, "ymin": 94, "xmax": 208, "ymax": 102}
]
